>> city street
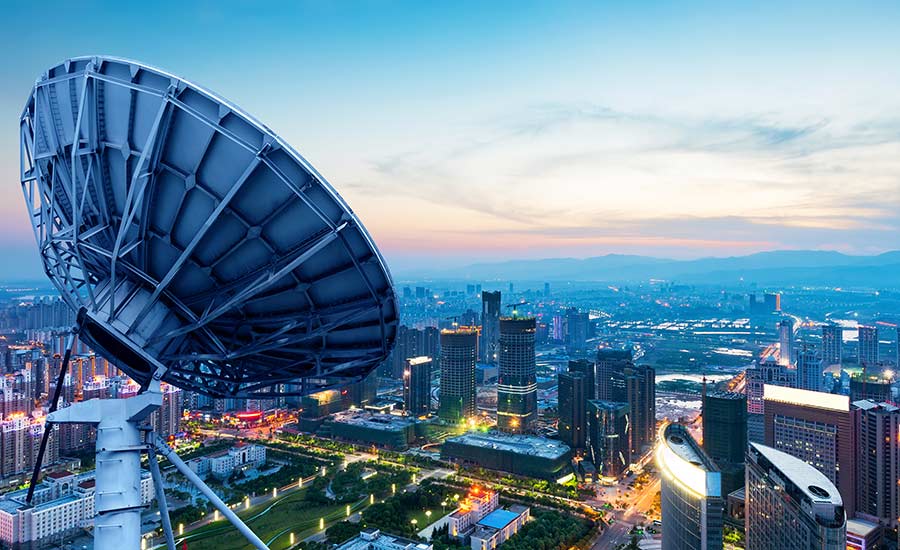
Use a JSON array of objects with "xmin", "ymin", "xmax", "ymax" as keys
[{"xmin": 592, "ymin": 477, "xmax": 661, "ymax": 549}]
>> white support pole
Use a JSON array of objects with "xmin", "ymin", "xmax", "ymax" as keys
[
  {"xmin": 153, "ymin": 437, "xmax": 269, "ymax": 550},
  {"xmin": 48, "ymin": 389, "xmax": 161, "ymax": 550}
]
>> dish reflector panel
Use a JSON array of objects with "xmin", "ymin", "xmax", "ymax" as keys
[{"xmin": 20, "ymin": 56, "xmax": 398, "ymax": 397}]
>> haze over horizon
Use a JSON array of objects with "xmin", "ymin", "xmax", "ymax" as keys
[{"xmin": 2, "ymin": 1, "xmax": 900, "ymax": 280}]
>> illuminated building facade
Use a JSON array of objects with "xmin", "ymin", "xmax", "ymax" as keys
[
  {"xmin": 763, "ymin": 385, "xmax": 855, "ymax": 516},
  {"xmin": 439, "ymin": 329, "xmax": 477, "ymax": 422},
  {"xmin": 496, "ymin": 317, "xmax": 537, "ymax": 433},
  {"xmin": 595, "ymin": 349, "xmax": 655, "ymax": 456},
  {"xmin": 745, "ymin": 443, "xmax": 845, "ymax": 550},
  {"xmin": 796, "ymin": 346, "xmax": 823, "ymax": 392},
  {"xmin": 403, "ymin": 356, "xmax": 433, "ymax": 416},
  {"xmin": 657, "ymin": 423, "xmax": 723, "ymax": 550},
  {"xmin": 778, "ymin": 318, "xmax": 795, "ymax": 366},
  {"xmin": 150, "ymin": 383, "xmax": 183, "ymax": 437},
  {"xmin": 448, "ymin": 487, "xmax": 499, "ymax": 538},
  {"xmin": 481, "ymin": 291, "xmax": 501, "ymax": 364}
]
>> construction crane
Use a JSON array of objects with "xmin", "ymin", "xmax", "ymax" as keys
[{"xmin": 504, "ymin": 301, "xmax": 530, "ymax": 317}]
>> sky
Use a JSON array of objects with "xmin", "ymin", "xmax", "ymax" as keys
[{"xmin": 2, "ymin": 1, "xmax": 900, "ymax": 279}]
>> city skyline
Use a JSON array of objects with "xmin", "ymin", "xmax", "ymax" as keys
[{"xmin": 2, "ymin": 1, "xmax": 900, "ymax": 279}]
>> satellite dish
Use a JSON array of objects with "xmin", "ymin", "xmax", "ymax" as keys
[{"xmin": 19, "ymin": 56, "xmax": 398, "ymax": 397}]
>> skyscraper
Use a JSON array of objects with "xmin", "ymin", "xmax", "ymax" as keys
[
  {"xmin": 858, "ymin": 325, "xmax": 879, "ymax": 367},
  {"xmin": 404, "ymin": 356, "xmax": 433, "ymax": 416},
  {"xmin": 595, "ymin": 348, "xmax": 632, "ymax": 400},
  {"xmin": 564, "ymin": 307, "xmax": 589, "ymax": 356},
  {"xmin": 763, "ymin": 385, "xmax": 855, "ymax": 515},
  {"xmin": 595, "ymin": 349, "xmax": 654, "ymax": 457},
  {"xmin": 852, "ymin": 400, "xmax": 900, "ymax": 529},
  {"xmin": 821, "ymin": 323, "xmax": 843, "ymax": 366},
  {"xmin": 567, "ymin": 359, "xmax": 596, "ymax": 400},
  {"xmin": 481, "ymin": 291, "xmax": 501, "ymax": 364},
  {"xmin": 702, "ymin": 391, "xmax": 746, "ymax": 495},
  {"xmin": 497, "ymin": 317, "xmax": 537, "ymax": 433},
  {"xmin": 657, "ymin": 423, "xmax": 723, "ymax": 550},
  {"xmin": 150, "ymin": 384, "xmax": 183, "ymax": 437},
  {"xmin": 558, "ymin": 370, "xmax": 588, "ymax": 450},
  {"xmin": 745, "ymin": 443, "xmax": 846, "ymax": 550},
  {"xmin": 439, "ymin": 329, "xmax": 477, "ymax": 423},
  {"xmin": 778, "ymin": 318, "xmax": 795, "ymax": 367},
  {"xmin": 587, "ymin": 400, "xmax": 630, "ymax": 478},
  {"xmin": 796, "ymin": 346, "xmax": 823, "ymax": 391}
]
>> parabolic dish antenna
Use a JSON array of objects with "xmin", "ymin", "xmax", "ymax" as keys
[{"xmin": 19, "ymin": 56, "xmax": 398, "ymax": 397}]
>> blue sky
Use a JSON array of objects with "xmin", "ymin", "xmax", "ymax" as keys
[{"xmin": 2, "ymin": 1, "xmax": 900, "ymax": 278}]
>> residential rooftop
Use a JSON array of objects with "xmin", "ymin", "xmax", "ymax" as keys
[{"xmin": 336, "ymin": 528, "xmax": 431, "ymax": 550}]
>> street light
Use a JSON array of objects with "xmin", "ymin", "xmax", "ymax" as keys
[{"xmin": 426, "ymin": 510, "xmax": 432, "ymax": 520}]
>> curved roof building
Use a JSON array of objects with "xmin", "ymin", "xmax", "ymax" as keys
[
  {"xmin": 746, "ymin": 442, "xmax": 846, "ymax": 550},
  {"xmin": 656, "ymin": 423, "xmax": 723, "ymax": 550}
]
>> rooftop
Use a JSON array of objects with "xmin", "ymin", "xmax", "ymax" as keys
[
  {"xmin": 478, "ymin": 509, "xmax": 519, "ymax": 530},
  {"xmin": 846, "ymin": 517, "xmax": 881, "ymax": 537},
  {"xmin": 852, "ymin": 400, "xmax": 899, "ymax": 413},
  {"xmin": 330, "ymin": 410, "xmax": 418, "ymax": 431},
  {"xmin": 706, "ymin": 391, "xmax": 745, "ymax": 400},
  {"xmin": 763, "ymin": 384, "xmax": 849, "ymax": 412},
  {"xmin": 445, "ymin": 431, "xmax": 571, "ymax": 459},
  {"xmin": 407, "ymin": 356, "xmax": 432, "ymax": 366},
  {"xmin": 336, "ymin": 528, "xmax": 431, "ymax": 550},
  {"xmin": 657, "ymin": 423, "xmax": 720, "ymax": 498}
]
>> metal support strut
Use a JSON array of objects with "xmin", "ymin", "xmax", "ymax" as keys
[{"xmin": 153, "ymin": 436, "xmax": 269, "ymax": 550}]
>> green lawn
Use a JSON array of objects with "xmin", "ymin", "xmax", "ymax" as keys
[{"xmin": 171, "ymin": 488, "xmax": 367, "ymax": 550}]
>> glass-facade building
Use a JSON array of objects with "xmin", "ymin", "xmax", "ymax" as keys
[
  {"xmin": 657, "ymin": 423, "xmax": 723, "ymax": 550},
  {"xmin": 497, "ymin": 317, "xmax": 537, "ymax": 433},
  {"xmin": 439, "ymin": 329, "xmax": 477, "ymax": 422}
]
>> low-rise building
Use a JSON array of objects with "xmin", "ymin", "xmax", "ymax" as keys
[
  {"xmin": 188, "ymin": 443, "xmax": 266, "ymax": 480},
  {"xmin": 324, "ymin": 410, "xmax": 423, "ymax": 450},
  {"xmin": 0, "ymin": 469, "xmax": 153, "ymax": 546},
  {"xmin": 469, "ymin": 506, "xmax": 530, "ymax": 550},
  {"xmin": 845, "ymin": 518, "xmax": 882, "ymax": 550},
  {"xmin": 441, "ymin": 432, "xmax": 572, "ymax": 481},
  {"xmin": 449, "ymin": 487, "xmax": 499, "ymax": 538}
]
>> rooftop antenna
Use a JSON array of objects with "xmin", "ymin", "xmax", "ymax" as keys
[{"xmin": 19, "ymin": 56, "xmax": 398, "ymax": 550}]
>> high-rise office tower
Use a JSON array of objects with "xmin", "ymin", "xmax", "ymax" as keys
[
  {"xmin": 481, "ymin": 291, "xmax": 501, "ymax": 364},
  {"xmin": 558, "ymin": 371, "xmax": 588, "ymax": 450},
  {"xmin": 821, "ymin": 323, "xmax": 843, "ymax": 366},
  {"xmin": 625, "ymin": 364, "xmax": 656, "ymax": 456},
  {"xmin": 764, "ymin": 292, "xmax": 781, "ymax": 313},
  {"xmin": 745, "ymin": 443, "xmax": 846, "ymax": 550},
  {"xmin": 564, "ymin": 307, "xmax": 589, "ymax": 356},
  {"xmin": 567, "ymin": 359, "xmax": 596, "ymax": 400},
  {"xmin": 497, "ymin": 317, "xmax": 537, "ymax": 433},
  {"xmin": 858, "ymin": 325, "xmax": 879, "ymax": 367},
  {"xmin": 702, "ymin": 391, "xmax": 747, "ymax": 495},
  {"xmin": 439, "ymin": 329, "xmax": 477, "ymax": 423},
  {"xmin": 852, "ymin": 400, "xmax": 900, "ymax": 529},
  {"xmin": 404, "ymin": 356, "xmax": 433, "ymax": 416},
  {"xmin": 778, "ymin": 318, "xmax": 795, "ymax": 367},
  {"xmin": 763, "ymin": 385, "xmax": 855, "ymax": 515},
  {"xmin": 657, "ymin": 423, "xmax": 723, "ymax": 550},
  {"xmin": 587, "ymin": 400, "xmax": 630, "ymax": 477},
  {"xmin": 796, "ymin": 346, "xmax": 823, "ymax": 391},
  {"xmin": 543, "ymin": 282, "xmax": 550, "ymax": 297}
]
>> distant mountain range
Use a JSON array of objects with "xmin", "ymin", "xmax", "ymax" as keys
[{"xmin": 400, "ymin": 250, "xmax": 900, "ymax": 287}]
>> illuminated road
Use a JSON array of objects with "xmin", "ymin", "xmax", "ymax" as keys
[{"xmin": 591, "ymin": 477, "xmax": 660, "ymax": 549}]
